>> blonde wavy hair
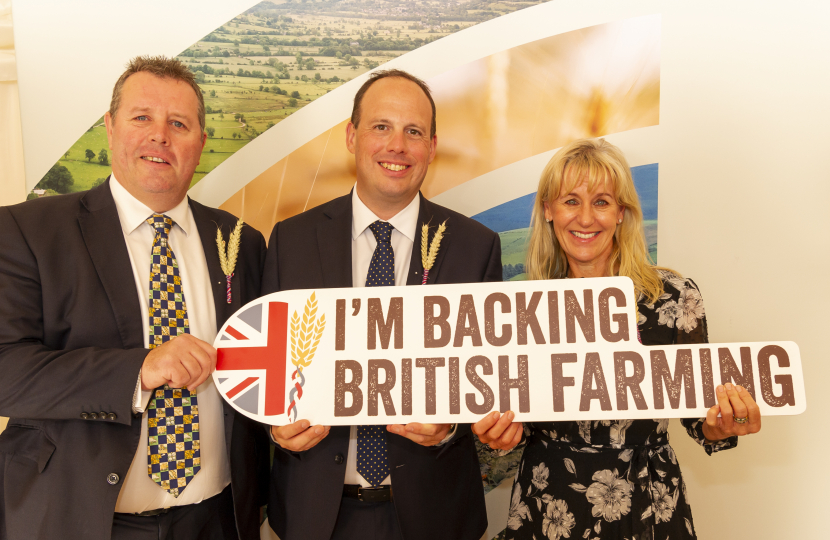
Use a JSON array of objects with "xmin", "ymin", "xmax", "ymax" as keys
[{"xmin": 526, "ymin": 138, "xmax": 672, "ymax": 303}]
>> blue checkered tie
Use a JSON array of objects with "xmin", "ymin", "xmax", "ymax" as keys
[
  {"xmin": 145, "ymin": 214, "xmax": 200, "ymax": 497},
  {"xmin": 357, "ymin": 220, "xmax": 394, "ymax": 486}
]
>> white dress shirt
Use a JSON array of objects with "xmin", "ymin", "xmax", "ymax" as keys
[
  {"xmin": 109, "ymin": 175, "xmax": 231, "ymax": 513},
  {"xmin": 344, "ymin": 187, "xmax": 419, "ymax": 486},
  {"xmin": 345, "ymin": 187, "xmax": 455, "ymax": 487}
]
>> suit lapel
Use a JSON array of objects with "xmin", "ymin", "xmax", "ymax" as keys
[
  {"xmin": 317, "ymin": 195, "xmax": 353, "ymax": 288},
  {"xmin": 189, "ymin": 200, "xmax": 238, "ymax": 453},
  {"xmin": 77, "ymin": 181, "xmax": 145, "ymax": 349},
  {"xmin": 189, "ymin": 200, "xmax": 235, "ymax": 328},
  {"xmin": 407, "ymin": 196, "xmax": 451, "ymax": 285}
]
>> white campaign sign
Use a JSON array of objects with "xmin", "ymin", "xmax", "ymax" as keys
[{"xmin": 213, "ymin": 277, "xmax": 805, "ymax": 426}]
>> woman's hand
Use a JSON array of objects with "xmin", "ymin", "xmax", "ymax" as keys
[
  {"xmin": 472, "ymin": 411, "xmax": 523, "ymax": 451},
  {"xmin": 702, "ymin": 383, "xmax": 761, "ymax": 441}
]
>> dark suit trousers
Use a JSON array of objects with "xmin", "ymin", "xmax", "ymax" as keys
[
  {"xmin": 111, "ymin": 486, "xmax": 236, "ymax": 540},
  {"xmin": 331, "ymin": 498, "xmax": 404, "ymax": 540}
]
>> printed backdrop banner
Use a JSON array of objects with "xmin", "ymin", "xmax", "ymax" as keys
[{"xmin": 213, "ymin": 277, "xmax": 805, "ymax": 426}]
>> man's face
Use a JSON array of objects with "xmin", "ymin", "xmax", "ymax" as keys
[
  {"xmin": 346, "ymin": 77, "xmax": 436, "ymax": 218},
  {"xmin": 105, "ymin": 72, "xmax": 205, "ymax": 211}
]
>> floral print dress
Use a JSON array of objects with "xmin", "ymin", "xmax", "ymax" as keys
[{"xmin": 503, "ymin": 272, "xmax": 737, "ymax": 540}]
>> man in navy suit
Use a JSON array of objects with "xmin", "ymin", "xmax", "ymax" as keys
[
  {"xmin": 0, "ymin": 56, "xmax": 268, "ymax": 540},
  {"xmin": 263, "ymin": 70, "xmax": 502, "ymax": 540}
]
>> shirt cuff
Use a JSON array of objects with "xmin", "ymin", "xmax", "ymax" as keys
[
  {"xmin": 436, "ymin": 424, "xmax": 458, "ymax": 446},
  {"xmin": 132, "ymin": 370, "xmax": 153, "ymax": 414}
]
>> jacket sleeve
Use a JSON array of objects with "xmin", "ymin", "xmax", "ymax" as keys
[
  {"xmin": 482, "ymin": 231, "xmax": 503, "ymax": 283},
  {"xmin": 0, "ymin": 206, "xmax": 146, "ymax": 425}
]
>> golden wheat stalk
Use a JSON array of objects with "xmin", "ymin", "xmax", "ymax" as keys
[
  {"xmin": 290, "ymin": 311, "xmax": 300, "ymax": 366},
  {"xmin": 216, "ymin": 219, "xmax": 243, "ymax": 276},
  {"xmin": 292, "ymin": 293, "xmax": 325, "ymax": 368},
  {"xmin": 216, "ymin": 229, "xmax": 228, "ymax": 274},
  {"xmin": 225, "ymin": 219, "xmax": 243, "ymax": 275},
  {"xmin": 420, "ymin": 223, "xmax": 429, "ymax": 269},
  {"xmin": 424, "ymin": 220, "xmax": 447, "ymax": 271}
]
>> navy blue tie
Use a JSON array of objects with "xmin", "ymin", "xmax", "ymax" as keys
[{"xmin": 357, "ymin": 221, "xmax": 394, "ymax": 486}]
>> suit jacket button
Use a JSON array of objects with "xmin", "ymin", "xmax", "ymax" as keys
[
  {"xmin": 107, "ymin": 473, "xmax": 120, "ymax": 485},
  {"xmin": 99, "ymin": 411, "xmax": 107, "ymax": 420},
  {"xmin": 80, "ymin": 412, "xmax": 89, "ymax": 420},
  {"xmin": 89, "ymin": 412, "xmax": 98, "ymax": 420},
  {"xmin": 107, "ymin": 413, "xmax": 117, "ymax": 421},
  {"xmin": 334, "ymin": 453, "xmax": 344, "ymax": 465}
]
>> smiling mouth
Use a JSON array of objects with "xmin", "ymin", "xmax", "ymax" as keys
[
  {"xmin": 142, "ymin": 156, "xmax": 168, "ymax": 164},
  {"xmin": 380, "ymin": 162, "xmax": 408, "ymax": 172},
  {"xmin": 570, "ymin": 231, "xmax": 600, "ymax": 239}
]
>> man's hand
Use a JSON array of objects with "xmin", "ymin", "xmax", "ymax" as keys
[
  {"xmin": 472, "ymin": 411, "xmax": 523, "ymax": 451},
  {"xmin": 141, "ymin": 334, "xmax": 217, "ymax": 391},
  {"xmin": 387, "ymin": 423, "xmax": 452, "ymax": 447},
  {"xmin": 271, "ymin": 420, "xmax": 330, "ymax": 452}
]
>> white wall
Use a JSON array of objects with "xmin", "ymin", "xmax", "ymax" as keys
[{"xmin": 5, "ymin": 1, "xmax": 830, "ymax": 539}]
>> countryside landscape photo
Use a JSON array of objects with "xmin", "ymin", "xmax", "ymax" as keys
[{"xmin": 34, "ymin": 0, "xmax": 554, "ymax": 197}]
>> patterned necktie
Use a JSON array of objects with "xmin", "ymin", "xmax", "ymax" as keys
[
  {"xmin": 145, "ymin": 214, "xmax": 200, "ymax": 497},
  {"xmin": 357, "ymin": 220, "xmax": 395, "ymax": 487}
]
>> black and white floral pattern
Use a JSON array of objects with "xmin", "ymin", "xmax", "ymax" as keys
[{"xmin": 494, "ymin": 273, "xmax": 737, "ymax": 540}]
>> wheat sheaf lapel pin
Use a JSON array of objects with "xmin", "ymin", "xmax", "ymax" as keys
[
  {"xmin": 217, "ymin": 219, "xmax": 243, "ymax": 304},
  {"xmin": 420, "ymin": 219, "xmax": 447, "ymax": 284}
]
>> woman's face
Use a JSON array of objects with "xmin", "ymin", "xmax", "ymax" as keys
[{"xmin": 544, "ymin": 175, "xmax": 625, "ymax": 277}]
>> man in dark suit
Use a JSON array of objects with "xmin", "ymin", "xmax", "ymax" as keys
[
  {"xmin": 0, "ymin": 56, "xmax": 268, "ymax": 540},
  {"xmin": 263, "ymin": 70, "xmax": 502, "ymax": 540}
]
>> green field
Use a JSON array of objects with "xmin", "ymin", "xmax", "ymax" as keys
[
  {"xmin": 34, "ymin": 0, "xmax": 552, "ymax": 195},
  {"xmin": 499, "ymin": 228, "xmax": 530, "ymax": 266}
]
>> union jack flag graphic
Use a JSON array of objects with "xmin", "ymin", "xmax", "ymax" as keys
[
  {"xmin": 215, "ymin": 301, "xmax": 289, "ymax": 420},
  {"xmin": 214, "ymin": 293, "xmax": 325, "ymax": 424}
]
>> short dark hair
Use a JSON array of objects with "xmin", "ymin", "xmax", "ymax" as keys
[
  {"xmin": 110, "ymin": 55, "xmax": 205, "ymax": 131},
  {"xmin": 350, "ymin": 69, "xmax": 436, "ymax": 138}
]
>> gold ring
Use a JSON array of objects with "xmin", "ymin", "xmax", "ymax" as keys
[{"xmin": 734, "ymin": 416, "xmax": 748, "ymax": 424}]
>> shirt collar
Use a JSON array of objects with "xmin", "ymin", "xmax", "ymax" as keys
[
  {"xmin": 351, "ymin": 186, "xmax": 420, "ymax": 243},
  {"xmin": 109, "ymin": 173, "xmax": 191, "ymax": 236}
]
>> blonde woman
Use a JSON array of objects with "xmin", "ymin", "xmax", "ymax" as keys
[{"xmin": 472, "ymin": 139, "xmax": 761, "ymax": 540}]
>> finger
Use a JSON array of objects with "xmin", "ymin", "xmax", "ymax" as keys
[
  {"xmin": 388, "ymin": 425, "xmax": 426, "ymax": 444},
  {"xmin": 716, "ymin": 384, "xmax": 733, "ymax": 427},
  {"xmin": 273, "ymin": 420, "xmax": 312, "ymax": 444},
  {"xmin": 737, "ymin": 385, "xmax": 762, "ymax": 434},
  {"xmin": 185, "ymin": 342, "xmax": 215, "ymax": 386},
  {"xmin": 497, "ymin": 421, "xmax": 521, "ymax": 448},
  {"xmin": 285, "ymin": 424, "xmax": 327, "ymax": 452},
  {"xmin": 297, "ymin": 426, "xmax": 331, "ymax": 452},
  {"xmin": 725, "ymin": 383, "xmax": 749, "ymax": 422},
  {"xmin": 281, "ymin": 424, "xmax": 324, "ymax": 451},
  {"xmin": 389, "ymin": 424, "xmax": 447, "ymax": 446},
  {"xmin": 177, "ymin": 355, "xmax": 203, "ymax": 388},
  {"xmin": 472, "ymin": 411, "xmax": 500, "ymax": 440},
  {"xmin": 704, "ymin": 405, "xmax": 722, "ymax": 441},
  {"xmin": 404, "ymin": 423, "xmax": 441, "ymax": 437},
  {"xmin": 167, "ymin": 363, "xmax": 191, "ymax": 389},
  {"xmin": 189, "ymin": 334, "xmax": 218, "ymax": 360},
  {"xmin": 509, "ymin": 422, "xmax": 523, "ymax": 449},
  {"xmin": 487, "ymin": 411, "xmax": 514, "ymax": 442}
]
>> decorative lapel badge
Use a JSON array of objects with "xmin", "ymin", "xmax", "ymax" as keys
[
  {"xmin": 420, "ymin": 220, "xmax": 447, "ymax": 284},
  {"xmin": 217, "ymin": 219, "xmax": 243, "ymax": 304}
]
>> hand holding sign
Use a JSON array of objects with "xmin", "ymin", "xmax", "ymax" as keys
[
  {"xmin": 270, "ymin": 420, "xmax": 331, "ymax": 452},
  {"xmin": 142, "ymin": 334, "xmax": 217, "ymax": 391},
  {"xmin": 702, "ymin": 383, "xmax": 762, "ymax": 441},
  {"xmin": 472, "ymin": 411, "xmax": 523, "ymax": 451},
  {"xmin": 387, "ymin": 422, "xmax": 452, "ymax": 446}
]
